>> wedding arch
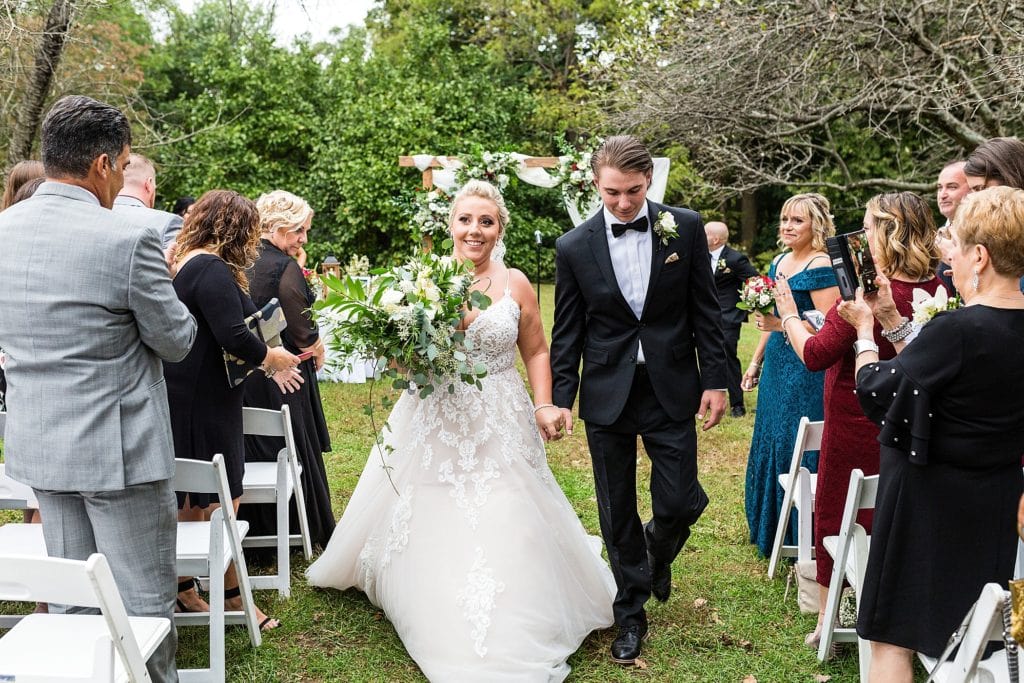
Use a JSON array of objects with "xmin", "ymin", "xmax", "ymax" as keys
[{"xmin": 398, "ymin": 152, "xmax": 671, "ymax": 229}]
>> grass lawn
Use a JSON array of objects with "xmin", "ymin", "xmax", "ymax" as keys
[{"xmin": 2, "ymin": 283, "xmax": 868, "ymax": 681}]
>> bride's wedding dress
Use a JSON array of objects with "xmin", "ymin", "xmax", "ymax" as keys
[{"xmin": 307, "ymin": 287, "xmax": 615, "ymax": 682}]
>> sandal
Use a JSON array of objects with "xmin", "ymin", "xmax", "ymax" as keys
[
  {"xmin": 175, "ymin": 578, "xmax": 208, "ymax": 613},
  {"xmin": 223, "ymin": 586, "xmax": 280, "ymax": 632}
]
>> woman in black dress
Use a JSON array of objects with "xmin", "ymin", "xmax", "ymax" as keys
[
  {"xmin": 241, "ymin": 190, "xmax": 335, "ymax": 550},
  {"xmin": 838, "ymin": 185, "xmax": 1024, "ymax": 682},
  {"xmin": 165, "ymin": 190, "xmax": 301, "ymax": 628}
]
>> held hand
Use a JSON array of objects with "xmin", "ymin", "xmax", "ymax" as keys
[
  {"xmin": 263, "ymin": 345, "xmax": 300, "ymax": 373},
  {"xmin": 741, "ymin": 364, "xmax": 761, "ymax": 391},
  {"xmin": 272, "ymin": 367, "xmax": 304, "ymax": 394},
  {"xmin": 558, "ymin": 407, "xmax": 574, "ymax": 437},
  {"xmin": 836, "ymin": 288, "xmax": 874, "ymax": 334},
  {"xmin": 165, "ymin": 242, "xmax": 179, "ymax": 277},
  {"xmin": 696, "ymin": 390, "xmax": 727, "ymax": 431},
  {"xmin": 535, "ymin": 406, "xmax": 565, "ymax": 442},
  {"xmin": 773, "ymin": 276, "xmax": 798, "ymax": 318},
  {"xmin": 864, "ymin": 273, "xmax": 901, "ymax": 328},
  {"xmin": 755, "ymin": 311, "xmax": 783, "ymax": 333}
]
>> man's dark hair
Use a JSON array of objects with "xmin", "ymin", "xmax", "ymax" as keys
[
  {"xmin": 172, "ymin": 196, "xmax": 196, "ymax": 217},
  {"xmin": 41, "ymin": 95, "xmax": 131, "ymax": 178},
  {"xmin": 591, "ymin": 135, "xmax": 654, "ymax": 177}
]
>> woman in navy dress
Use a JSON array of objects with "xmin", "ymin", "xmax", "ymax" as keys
[
  {"xmin": 742, "ymin": 193, "xmax": 839, "ymax": 557},
  {"xmin": 839, "ymin": 186, "xmax": 1024, "ymax": 681}
]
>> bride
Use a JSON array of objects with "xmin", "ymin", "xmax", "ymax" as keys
[{"xmin": 307, "ymin": 180, "xmax": 615, "ymax": 681}]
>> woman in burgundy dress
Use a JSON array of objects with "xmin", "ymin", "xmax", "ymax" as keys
[{"xmin": 775, "ymin": 192, "xmax": 941, "ymax": 648}]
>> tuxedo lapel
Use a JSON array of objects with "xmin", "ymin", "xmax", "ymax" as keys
[
  {"xmin": 586, "ymin": 217, "xmax": 634, "ymax": 315},
  {"xmin": 641, "ymin": 200, "xmax": 665, "ymax": 319}
]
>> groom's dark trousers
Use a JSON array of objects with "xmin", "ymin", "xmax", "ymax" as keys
[{"xmin": 551, "ymin": 200, "xmax": 727, "ymax": 629}]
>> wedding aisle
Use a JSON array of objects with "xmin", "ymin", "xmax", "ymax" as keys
[{"xmin": 0, "ymin": 285, "xmax": 859, "ymax": 681}]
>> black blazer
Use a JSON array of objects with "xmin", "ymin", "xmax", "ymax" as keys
[
  {"xmin": 713, "ymin": 245, "xmax": 760, "ymax": 326},
  {"xmin": 550, "ymin": 200, "xmax": 728, "ymax": 426}
]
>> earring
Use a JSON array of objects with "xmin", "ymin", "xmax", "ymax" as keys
[
  {"xmin": 971, "ymin": 268, "xmax": 980, "ymax": 292},
  {"xmin": 491, "ymin": 236, "xmax": 506, "ymax": 263}
]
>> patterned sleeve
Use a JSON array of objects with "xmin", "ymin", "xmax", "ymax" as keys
[
  {"xmin": 798, "ymin": 265, "xmax": 838, "ymax": 292},
  {"xmin": 854, "ymin": 312, "xmax": 963, "ymax": 464}
]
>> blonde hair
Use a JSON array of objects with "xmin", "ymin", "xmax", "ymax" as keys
[
  {"xmin": 953, "ymin": 186, "xmax": 1024, "ymax": 278},
  {"xmin": 865, "ymin": 192, "xmax": 939, "ymax": 281},
  {"xmin": 779, "ymin": 193, "xmax": 834, "ymax": 252},
  {"xmin": 256, "ymin": 190, "xmax": 313, "ymax": 235},
  {"xmin": 448, "ymin": 180, "xmax": 510, "ymax": 232}
]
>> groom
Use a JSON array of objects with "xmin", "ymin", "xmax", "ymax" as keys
[{"xmin": 550, "ymin": 135, "xmax": 727, "ymax": 664}]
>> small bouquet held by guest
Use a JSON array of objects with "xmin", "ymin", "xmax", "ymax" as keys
[
  {"xmin": 314, "ymin": 245, "xmax": 491, "ymax": 399},
  {"xmin": 736, "ymin": 275, "xmax": 777, "ymax": 315}
]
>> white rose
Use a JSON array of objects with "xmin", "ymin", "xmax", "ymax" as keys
[{"xmin": 380, "ymin": 288, "xmax": 404, "ymax": 306}]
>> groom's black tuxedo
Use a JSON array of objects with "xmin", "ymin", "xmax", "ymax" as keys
[{"xmin": 551, "ymin": 199, "xmax": 727, "ymax": 628}]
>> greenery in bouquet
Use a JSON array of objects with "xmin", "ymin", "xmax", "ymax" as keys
[
  {"xmin": 314, "ymin": 244, "xmax": 492, "ymax": 400},
  {"xmin": 735, "ymin": 275, "xmax": 777, "ymax": 315},
  {"xmin": 911, "ymin": 284, "xmax": 960, "ymax": 324},
  {"xmin": 554, "ymin": 135, "xmax": 600, "ymax": 217},
  {"xmin": 409, "ymin": 187, "xmax": 452, "ymax": 237},
  {"xmin": 453, "ymin": 149, "xmax": 518, "ymax": 191}
]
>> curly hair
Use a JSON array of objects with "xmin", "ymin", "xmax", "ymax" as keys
[
  {"xmin": 175, "ymin": 190, "xmax": 261, "ymax": 292},
  {"xmin": 448, "ymin": 180, "xmax": 510, "ymax": 232},
  {"xmin": 865, "ymin": 192, "xmax": 939, "ymax": 281},
  {"xmin": 779, "ymin": 193, "xmax": 834, "ymax": 252},
  {"xmin": 256, "ymin": 190, "xmax": 313, "ymax": 235}
]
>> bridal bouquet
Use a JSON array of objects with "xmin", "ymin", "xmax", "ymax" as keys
[
  {"xmin": 911, "ymin": 285, "xmax": 960, "ymax": 324},
  {"xmin": 314, "ymin": 246, "xmax": 491, "ymax": 400},
  {"xmin": 736, "ymin": 275, "xmax": 777, "ymax": 315}
]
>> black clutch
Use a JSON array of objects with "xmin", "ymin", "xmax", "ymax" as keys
[{"xmin": 223, "ymin": 298, "xmax": 287, "ymax": 388}]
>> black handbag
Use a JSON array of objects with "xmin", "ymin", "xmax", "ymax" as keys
[{"xmin": 223, "ymin": 297, "xmax": 287, "ymax": 388}]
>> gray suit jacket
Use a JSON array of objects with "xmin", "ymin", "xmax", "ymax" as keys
[
  {"xmin": 0, "ymin": 182, "xmax": 196, "ymax": 491},
  {"xmin": 113, "ymin": 195, "xmax": 183, "ymax": 249}
]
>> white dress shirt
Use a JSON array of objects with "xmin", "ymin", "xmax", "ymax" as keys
[
  {"xmin": 604, "ymin": 204, "xmax": 651, "ymax": 363},
  {"xmin": 709, "ymin": 245, "xmax": 725, "ymax": 274}
]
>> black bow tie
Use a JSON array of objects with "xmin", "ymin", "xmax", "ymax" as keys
[{"xmin": 611, "ymin": 216, "xmax": 649, "ymax": 238}]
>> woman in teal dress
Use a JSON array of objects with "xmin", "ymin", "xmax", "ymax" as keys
[{"xmin": 742, "ymin": 193, "xmax": 839, "ymax": 557}]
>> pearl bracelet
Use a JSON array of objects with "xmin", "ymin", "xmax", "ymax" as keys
[
  {"xmin": 533, "ymin": 403, "xmax": 557, "ymax": 413},
  {"xmin": 780, "ymin": 313, "xmax": 800, "ymax": 329}
]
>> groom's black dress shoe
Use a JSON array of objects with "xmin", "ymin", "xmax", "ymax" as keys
[
  {"xmin": 649, "ymin": 550, "xmax": 672, "ymax": 603},
  {"xmin": 611, "ymin": 623, "xmax": 649, "ymax": 664},
  {"xmin": 731, "ymin": 405, "xmax": 746, "ymax": 418}
]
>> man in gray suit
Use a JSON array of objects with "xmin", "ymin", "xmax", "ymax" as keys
[
  {"xmin": 0, "ymin": 95, "xmax": 196, "ymax": 682},
  {"xmin": 113, "ymin": 152, "xmax": 184, "ymax": 248}
]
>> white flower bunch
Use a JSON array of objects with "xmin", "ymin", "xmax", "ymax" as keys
[
  {"xmin": 411, "ymin": 187, "xmax": 452, "ymax": 237},
  {"xmin": 911, "ymin": 285, "xmax": 959, "ymax": 324},
  {"xmin": 556, "ymin": 145, "xmax": 600, "ymax": 216},
  {"xmin": 654, "ymin": 211, "xmax": 679, "ymax": 246},
  {"xmin": 314, "ymin": 247, "xmax": 491, "ymax": 400}
]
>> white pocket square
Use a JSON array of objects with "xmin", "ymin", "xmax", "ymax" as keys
[{"xmin": 664, "ymin": 252, "xmax": 680, "ymax": 264}]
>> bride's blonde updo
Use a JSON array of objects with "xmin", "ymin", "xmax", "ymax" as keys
[
  {"xmin": 256, "ymin": 189, "xmax": 313, "ymax": 235},
  {"xmin": 448, "ymin": 180, "xmax": 510, "ymax": 233}
]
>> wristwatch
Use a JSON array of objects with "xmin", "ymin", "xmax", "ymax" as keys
[{"xmin": 853, "ymin": 339, "xmax": 880, "ymax": 356}]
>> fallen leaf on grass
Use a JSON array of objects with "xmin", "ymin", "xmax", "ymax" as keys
[
  {"xmin": 742, "ymin": 675, "xmax": 757, "ymax": 683},
  {"xmin": 633, "ymin": 657, "xmax": 648, "ymax": 669},
  {"xmin": 814, "ymin": 676, "xmax": 832, "ymax": 682},
  {"xmin": 719, "ymin": 633, "xmax": 754, "ymax": 651},
  {"xmin": 693, "ymin": 598, "xmax": 708, "ymax": 609}
]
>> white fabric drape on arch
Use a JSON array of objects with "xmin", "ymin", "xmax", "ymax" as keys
[{"xmin": 411, "ymin": 154, "xmax": 672, "ymax": 227}]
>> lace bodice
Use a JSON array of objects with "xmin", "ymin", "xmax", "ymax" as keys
[{"xmin": 464, "ymin": 293, "xmax": 520, "ymax": 375}]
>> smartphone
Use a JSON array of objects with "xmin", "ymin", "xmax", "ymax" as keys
[
  {"xmin": 826, "ymin": 229, "xmax": 879, "ymax": 301},
  {"xmin": 296, "ymin": 350, "xmax": 315, "ymax": 361}
]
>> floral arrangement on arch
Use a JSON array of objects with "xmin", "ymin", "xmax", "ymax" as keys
[
  {"xmin": 410, "ymin": 187, "xmax": 452, "ymax": 237},
  {"xmin": 553, "ymin": 136, "xmax": 602, "ymax": 217},
  {"xmin": 452, "ymin": 150, "xmax": 518, "ymax": 191}
]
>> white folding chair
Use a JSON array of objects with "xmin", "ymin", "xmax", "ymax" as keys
[
  {"xmin": 239, "ymin": 405, "xmax": 312, "ymax": 597},
  {"xmin": 767, "ymin": 417, "xmax": 824, "ymax": 578},
  {"xmin": 818, "ymin": 468, "xmax": 878, "ymax": 681},
  {"xmin": 0, "ymin": 553, "xmax": 171, "ymax": 682},
  {"xmin": 920, "ymin": 584, "xmax": 1020, "ymax": 683},
  {"xmin": 174, "ymin": 454, "xmax": 262, "ymax": 683}
]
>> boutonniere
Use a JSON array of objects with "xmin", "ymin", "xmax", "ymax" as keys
[
  {"xmin": 654, "ymin": 211, "xmax": 679, "ymax": 246},
  {"xmin": 716, "ymin": 258, "xmax": 731, "ymax": 274},
  {"xmin": 911, "ymin": 285, "xmax": 959, "ymax": 324}
]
